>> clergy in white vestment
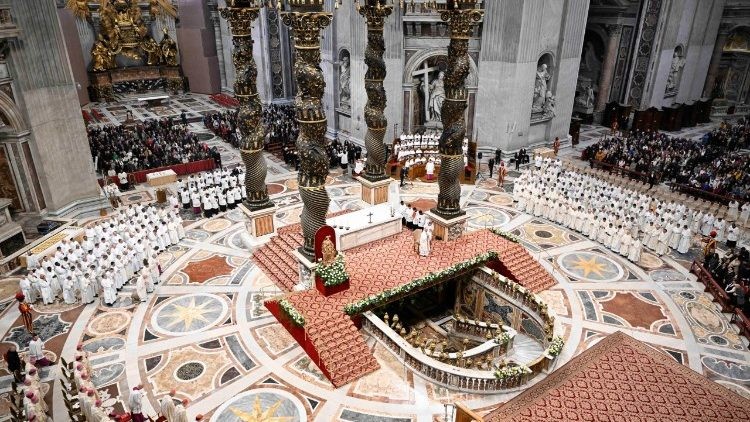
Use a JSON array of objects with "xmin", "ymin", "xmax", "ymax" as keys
[
  {"xmin": 159, "ymin": 390, "xmax": 178, "ymax": 422},
  {"xmin": 425, "ymin": 159, "xmax": 435, "ymax": 181},
  {"xmin": 677, "ymin": 225, "xmax": 692, "ymax": 254},
  {"xmin": 741, "ymin": 203, "xmax": 750, "ymax": 225},
  {"xmin": 62, "ymin": 276, "xmax": 77, "ymax": 305},
  {"xmin": 100, "ymin": 273, "xmax": 117, "ymax": 306},
  {"xmin": 628, "ymin": 237, "xmax": 642, "ymax": 263},
  {"xmin": 19, "ymin": 277, "xmax": 36, "ymax": 303},
  {"xmin": 129, "ymin": 385, "xmax": 146, "ymax": 422},
  {"xmin": 419, "ymin": 230, "xmax": 431, "ymax": 257},
  {"xmin": 619, "ymin": 232, "xmax": 632, "ymax": 257},
  {"xmin": 646, "ymin": 223, "xmax": 660, "ymax": 251},
  {"xmin": 37, "ymin": 275, "xmax": 54, "ymax": 305},
  {"xmin": 714, "ymin": 218, "xmax": 726, "ymax": 242},
  {"xmin": 726, "ymin": 223, "xmax": 739, "ymax": 249},
  {"xmin": 701, "ymin": 214, "xmax": 714, "ymax": 237},
  {"xmin": 728, "ymin": 200, "xmax": 739, "ymax": 221},
  {"xmin": 656, "ymin": 228, "xmax": 671, "ymax": 256},
  {"xmin": 173, "ymin": 399, "xmax": 189, "ymax": 422},
  {"xmin": 134, "ymin": 273, "xmax": 148, "ymax": 302},
  {"xmin": 669, "ymin": 223, "xmax": 681, "ymax": 250},
  {"xmin": 28, "ymin": 335, "xmax": 52, "ymax": 366}
]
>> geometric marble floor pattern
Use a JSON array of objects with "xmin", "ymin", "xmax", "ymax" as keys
[{"xmin": 1, "ymin": 161, "xmax": 749, "ymax": 422}]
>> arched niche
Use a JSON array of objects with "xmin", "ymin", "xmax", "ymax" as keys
[
  {"xmin": 402, "ymin": 48, "xmax": 479, "ymax": 134},
  {"xmin": 531, "ymin": 53, "xmax": 556, "ymax": 123},
  {"xmin": 338, "ymin": 48, "xmax": 351, "ymax": 113}
]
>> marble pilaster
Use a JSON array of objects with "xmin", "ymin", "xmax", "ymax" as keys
[
  {"xmin": 595, "ymin": 24, "xmax": 622, "ymax": 113},
  {"xmin": 703, "ymin": 24, "xmax": 731, "ymax": 98}
]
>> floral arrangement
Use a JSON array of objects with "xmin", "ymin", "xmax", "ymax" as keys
[
  {"xmin": 490, "ymin": 228, "xmax": 521, "ymax": 243},
  {"xmin": 344, "ymin": 252, "xmax": 498, "ymax": 315},
  {"xmin": 279, "ymin": 299, "xmax": 305, "ymax": 326},
  {"xmin": 315, "ymin": 254, "xmax": 349, "ymax": 287},
  {"xmin": 494, "ymin": 364, "xmax": 532, "ymax": 380},
  {"xmin": 495, "ymin": 331, "xmax": 511, "ymax": 345},
  {"xmin": 545, "ymin": 335, "xmax": 564, "ymax": 357}
]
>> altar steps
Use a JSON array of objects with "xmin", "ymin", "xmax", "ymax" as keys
[
  {"xmin": 253, "ymin": 226, "xmax": 303, "ymax": 292},
  {"xmin": 252, "ymin": 211, "xmax": 353, "ymax": 293},
  {"xmin": 495, "ymin": 243, "xmax": 557, "ymax": 293}
]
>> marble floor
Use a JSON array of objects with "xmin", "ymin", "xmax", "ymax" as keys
[{"xmin": 1, "ymin": 130, "xmax": 750, "ymax": 422}]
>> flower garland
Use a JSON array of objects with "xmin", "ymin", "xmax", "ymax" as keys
[
  {"xmin": 546, "ymin": 335, "xmax": 564, "ymax": 357},
  {"xmin": 344, "ymin": 252, "xmax": 498, "ymax": 315},
  {"xmin": 279, "ymin": 299, "xmax": 305, "ymax": 326},
  {"xmin": 315, "ymin": 254, "xmax": 349, "ymax": 287},
  {"xmin": 495, "ymin": 331, "xmax": 511, "ymax": 345},
  {"xmin": 490, "ymin": 228, "xmax": 521, "ymax": 243},
  {"xmin": 494, "ymin": 364, "xmax": 532, "ymax": 380}
]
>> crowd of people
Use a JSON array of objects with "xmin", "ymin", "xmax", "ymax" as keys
[
  {"xmin": 20, "ymin": 204, "xmax": 185, "ymax": 307},
  {"xmin": 581, "ymin": 118, "xmax": 750, "ymax": 200},
  {"xmin": 4, "ymin": 337, "xmax": 55, "ymax": 421},
  {"xmin": 89, "ymin": 119, "xmax": 217, "ymax": 175},
  {"xmin": 176, "ymin": 166, "xmax": 247, "ymax": 217},
  {"xmin": 263, "ymin": 104, "xmax": 298, "ymax": 145},
  {"xmin": 704, "ymin": 246, "xmax": 750, "ymax": 316},
  {"xmin": 203, "ymin": 111, "xmax": 240, "ymax": 148},
  {"xmin": 513, "ymin": 161, "xmax": 748, "ymax": 265}
]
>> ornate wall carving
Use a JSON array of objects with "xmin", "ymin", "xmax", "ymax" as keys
[{"xmin": 627, "ymin": 0, "xmax": 662, "ymax": 108}]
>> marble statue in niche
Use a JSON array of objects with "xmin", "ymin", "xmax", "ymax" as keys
[
  {"xmin": 665, "ymin": 47, "xmax": 685, "ymax": 95},
  {"xmin": 428, "ymin": 71, "xmax": 445, "ymax": 122},
  {"xmin": 532, "ymin": 64, "xmax": 551, "ymax": 112},
  {"xmin": 531, "ymin": 57, "xmax": 556, "ymax": 122},
  {"xmin": 339, "ymin": 51, "xmax": 351, "ymax": 111}
]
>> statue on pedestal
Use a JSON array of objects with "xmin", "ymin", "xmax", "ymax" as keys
[
  {"xmin": 532, "ymin": 64, "xmax": 550, "ymax": 113},
  {"xmin": 91, "ymin": 35, "xmax": 118, "ymax": 72},
  {"xmin": 666, "ymin": 49, "xmax": 685, "ymax": 94},
  {"xmin": 160, "ymin": 29, "xmax": 178, "ymax": 67},
  {"xmin": 428, "ymin": 71, "xmax": 446, "ymax": 122},
  {"xmin": 142, "ymin": 37, "xmax": 162, "ymax": 66},
  {"xmin": 339, "ymin": 54, "xmax": 351, "ymax": 110}
]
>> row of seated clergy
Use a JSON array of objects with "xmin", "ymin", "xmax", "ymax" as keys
[
  {"xmin": 401, "ymin": 155, "xmax": 469, "ymax": 169},
  {"xmin": 395, "ymin": 137, "xmax": 469, "ymax": 152}
]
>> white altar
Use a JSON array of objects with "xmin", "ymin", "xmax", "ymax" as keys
[{"xmin": 327, "ymin": 203, "xmax": 402, "ymax": 251}]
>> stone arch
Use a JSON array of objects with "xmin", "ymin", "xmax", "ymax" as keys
[
  {"xmin": 0, "ymin": 90, "xmax": 27, "ymax": 134},
  {"xmin": 403, "ymin": 48, "xmax": 479, "ymax": 88},
  {"xmin": 402, "ymin": 48, "xmax": 479, "ymax": 132}
]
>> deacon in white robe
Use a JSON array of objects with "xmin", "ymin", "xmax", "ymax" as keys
[
  {"xmin": 419, "ymin": 230, "xmax": 431, "ymax": 257},
  {"xmin": 677, "ymin": 226, "xmax": 692, "ymax": 254},
  {"xmin": 628, "ymin": 238, "xmax": 642, "ymax": 263},
  {"xmin": 159, "ymin": 391, "xmax": 178, "ymax": 422}
]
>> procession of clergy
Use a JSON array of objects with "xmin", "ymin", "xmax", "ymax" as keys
[
  {"xmin": 19, "ymin": 203, "xmax": 186, "ymax": 308},
  {"xmin": 513, "ymin": 158, "xmax": 747, "ymax": 261},
  {"xmin": 176, "ymin": 166, "xmax": 247, "ymax": 217}
]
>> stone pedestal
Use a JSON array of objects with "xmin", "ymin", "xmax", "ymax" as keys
[
  {"xmin": 427, "ymin": 211, "xmax": 470, "ymax": 242},
  {"xmin": 239, "ymin": 203, "xmax": 276, "ymax": 238},
  {"xmin": 291, "ymin": 249, "xmax": 315, "ymax": 291},
  {"xmin": 358, "ymin": 177, "xmax": 390, "ymax": 206}
]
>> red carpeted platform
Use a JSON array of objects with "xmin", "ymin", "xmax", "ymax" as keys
[
  {"xmin": 263, "ymin": 229, "xmax": 557, "ymax": 388},
  {"xmin": 484, "ymin": 331, "xmax": 750, "ymax": 421}
]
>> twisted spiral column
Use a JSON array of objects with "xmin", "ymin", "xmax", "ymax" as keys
[
  {"xmin": 360, "ymin": 2, "xmax": 392, "ymax": 182},
  {"xmin": 282, "ymin": 9, "xmax": 332, "ymax": 257},
  {"xmin": 220, "ymin": 1, "xmax": 273, "ymax": 211},
  {"xmin": 433, "ymin": 4, "xmax": 483, "ymax": 220}
]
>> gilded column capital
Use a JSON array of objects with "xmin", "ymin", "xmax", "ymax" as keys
[
  {"xmin": 219, "ymin": 6, "xmax": 260, "ymax": 37},
  {"xmin": 359, "ymin": 4, "xmax": 393, "ymax": 30},
  {"xmin": 439, "ymin": 9, "xmax": 484, "ymax": 39}
]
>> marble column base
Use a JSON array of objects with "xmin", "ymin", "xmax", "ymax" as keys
[
  {"xmin": 357, "ymin": 177, "xmax": 390, "ymax": 206},
  {"xmin": 239, "ymin": 203, "xmax": 277, "ymax": 238},
  {"xmin": 426, "ymin": 211, "xmax": 470, "ymax": 242},
  {"xmin": 291, "ymin": 249, "xmax": 315, "ymax": 291}
]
